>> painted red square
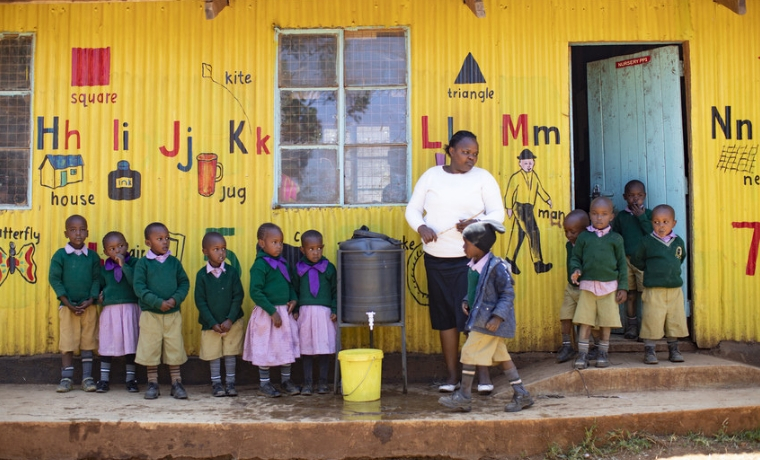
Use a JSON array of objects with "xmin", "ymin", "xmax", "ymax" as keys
[{"xmin": 71, "ymin": 47, "xmax": 110, "ymax": 86}]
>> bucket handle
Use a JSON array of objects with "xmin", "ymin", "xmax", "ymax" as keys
[{"xmin": 342, "ymin": 356, "xmax": 377, "ymax": 398}]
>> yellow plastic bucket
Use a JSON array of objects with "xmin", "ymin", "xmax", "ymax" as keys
[{"xmin": 338, "ymin": 348, "xmax": 384, "ymax": 402}]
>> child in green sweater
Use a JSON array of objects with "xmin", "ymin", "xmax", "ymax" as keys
[
  {"xmin": 194, "ymin": 232, "xmax": 245, "ymax": 397},
  {"xmin": 293, "ymin": 230, "xmax": 337, "ymax": 395},
  {"xmin": 48, "ymin": 214, "xmax": 101, "ymax": 393},
  {"xmin": 555, "ymin": 209, "xmax": 589, "ymax": 363},
  {"xmin": 612, "ymin": 180, "xmax": 653, "ymax": 339},
  {"xmin": 570, "ymin": 197, "xmax": 628, "ymax": 369},
  {"xmin": 133, "ymin": 222, "xmax": 190, "ymax": 400},
  {"xmin": 631, "ymin": 204, "xmax": 688, "ymax": 364}
]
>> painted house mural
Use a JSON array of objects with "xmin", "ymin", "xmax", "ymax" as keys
[{"xmin": 0, "ymin": 0, "xmax": 757, "ymax": 357}]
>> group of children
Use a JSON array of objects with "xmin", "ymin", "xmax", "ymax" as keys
[
  {"xmin": 49, "ymin": 217, "xmax": 337, "ymax": 399},
  {"xmin": 557, "ymin": 180, "xmax": 688, "ymax": 369}
]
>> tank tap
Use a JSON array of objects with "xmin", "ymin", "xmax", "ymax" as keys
[{"xmin": 367, "ymin": 311, "xmax": 375, "ymax": 331}]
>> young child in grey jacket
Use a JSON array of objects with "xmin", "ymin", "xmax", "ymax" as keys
[{"xmin": 438, "ymin": 221, "xmax": 533, "ymax": 413}]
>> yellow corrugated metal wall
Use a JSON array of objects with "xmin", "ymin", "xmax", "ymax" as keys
[{"xmin": 0, "ymin": 0, "xmax": 756, "ymax": 356}]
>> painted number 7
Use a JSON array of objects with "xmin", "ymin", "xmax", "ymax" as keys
[{"xmin": 732, "ymin": 222, "xmax": 760, "ymax": 276}]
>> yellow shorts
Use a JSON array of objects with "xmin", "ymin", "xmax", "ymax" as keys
[
  {"xmin": 639, "ymin": 287, "xmax": 688, "ymax": 340},
  {"xmin": 135, "ymin": 311, "xmax": 188, "ymax": 366},
  {"xmin": 573, "ymin": 290, "xmax": 623, "ymax": 328},
  {"xmin": 559, "ymin": 283, "xmax": 581, "ymax": 321},
  {"xmin": 626, "ymin": 257, "xmax": 644, "ymax": 292},
  {"xmin": 58, "ymin": 305, "xmax": 98, "ymax": 353},
  {"xmin": 460, "ymin": 331, "xmax": 511, "ymax": 366},
  {"xmin": 199, "ymin": 317, "xmax": 245, "ymax": 361}
]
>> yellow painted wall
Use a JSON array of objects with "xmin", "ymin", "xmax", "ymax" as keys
[{"xmin": 0, "ymin": 0, "xmax": 757, "ymax": 356}]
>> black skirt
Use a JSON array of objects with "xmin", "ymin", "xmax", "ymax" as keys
[{"xmin": 424, "ymin": 253, "xmax": 469, "ymax": 332}]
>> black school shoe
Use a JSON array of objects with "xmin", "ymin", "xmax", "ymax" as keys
[
  {"xmin": 126, "ymin": 380, "xmax": 139, "ymax": 393},
  {"xmin": 144, "ymin": 382, "xmax": 160, "ymax": 399},
  {"xmin": 281, "ymin": 379, "xmax": 301, "ymax": 396},
  {"xmin": 171, "ymin": 381, "xmax": 188, "ymax": 399},
  {"xmin": 212, "ymin": 382, "xmax": 226, "ymax": 397},
  {"xmin": 301, "ymin": 383, "xmax": 313, "ymax": 396},
  {"xmin": 258, "ymin": 382, "xmax": 281, "ymax": 398},
  {"xmin": 225, "ymin": 382, "xmax": 238, "ymax": 397},
  {"xmin": 96, "ymin": 380, "xmax": 110, "ymax": 393}
]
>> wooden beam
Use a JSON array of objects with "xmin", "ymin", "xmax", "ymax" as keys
[
  {"xmin": 714, "ymin": 0, "xmax": 746, "ymax": 15},
  {"xmin": 205, "ymin": 0, "xmax": 228, "ymax": 20},
  {"xmin": 464, "ymin": 0, "xmax": 485, "ymax": 18}
]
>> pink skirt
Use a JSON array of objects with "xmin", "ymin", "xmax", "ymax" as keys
[
  {"xmin": 243, "ymin": 305, "xmax": 300, "ymax": 367},
  {"xmin": 297, "ymin": 305, "xmax": 337, "ymax": 355},
  {"xmin": 98, "ymin": 303, "xmax": 141, "ymax": 356}
]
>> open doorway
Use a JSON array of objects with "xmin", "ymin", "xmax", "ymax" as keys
[{"xmin": 570, "ymin": 44, "xmax": 692, "ymax": 337}]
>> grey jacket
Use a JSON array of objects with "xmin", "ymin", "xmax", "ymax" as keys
[{"xmin": 463, "ymin": 253, "xmax": 516, "ymax": 338}]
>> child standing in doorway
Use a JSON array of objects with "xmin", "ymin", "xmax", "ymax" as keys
[
  {"xmin": 133, "ymin": 222, "xmax": 191, "ymax": 400},
  {"xmin": 97, "ymin": 231, "xmax": 141, "ymax": 393},
  {"xmin": 293, "ymin": 230, "xmax": 337, "ymax": 395},
  {"xmin": 243, "ymin": 223, "xmax": 300, "ymax": 398},
  {"xmin": 570, "ymin": 197, "xmax": 628, "ymax": 369},
  {"xmin": 194, "ymin": 231, "xmax": 245, "ymax": 397},
  {"xmin": 631, "ymin": 204, "xmax": 688, "ymax": 364},
  {"xmin": 48, "ymin": 214, "xmax": 101, "ymax": 393},
  {"xmin": 438, "ymin": 221, "xmax": 533, "ymax": 413},
  {"xmin": 612, "ymin": 180, "xmax": 652, "ymax": 339}
]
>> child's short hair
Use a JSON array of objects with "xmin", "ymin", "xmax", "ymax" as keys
[
  {"xmin": 66, "ymin": 214, "xmax": 87, "ymax": 227},
  {"xmin": 144, "ymin": 222, "xmax": 168, "ymax": 239},
  {"xmin": 202, "ymin": 231, "xmax": 225, "ymax": 248},
  {"xmin": 590, "ymin": 196, "xmax": 614, "ymax": 211},
  {"xmin": 652, "ymin": 204, "xmax": 676, "ymax": 218},
  {"xmin": 463, "ymin": 220, "xmax": 506, "ymax": 253},
  {"xmin": 102, "ymin": 231, "xmax": 126, "ymax": 246},
  {"xmin": 564, "ymin": 209, "xmax": 590, "ymax": 228},
  {"xmin": 301, "ymin": 229, "xmax": 323, "ymax": 245},
  {"xmin": 257, "ymin": 222, "xmax": 282, "ymax": 240},
  {"xmin": 624, "ymin": 179, "xmax": 646, "ymax": 193}
]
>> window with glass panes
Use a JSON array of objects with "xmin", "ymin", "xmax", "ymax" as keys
[
  {"xmin": 276, "ymin": 29, "xmax": 409, "ymax": 206},
  {"xmin": 0, "ymin": 34, "xmax": 33, "ymax": 209}
]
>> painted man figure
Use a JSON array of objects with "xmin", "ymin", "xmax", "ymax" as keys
[{"xmin": 504, "ymin": 148, "xmax": 553, "ymax": 274}]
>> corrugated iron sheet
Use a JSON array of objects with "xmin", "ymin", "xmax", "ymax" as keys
[{"xmin": 0, "ymin": 0, "xmax": 757, "ymax": 356}]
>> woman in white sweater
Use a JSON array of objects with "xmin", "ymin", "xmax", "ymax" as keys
[{"xmin": 405, "ymin": 130, "xmax": 505, "ymax": 393}]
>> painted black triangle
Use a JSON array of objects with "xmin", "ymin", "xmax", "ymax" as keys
[{"xmin": 454, "ymin": 53, "xmax": 486, "ymax": 84}]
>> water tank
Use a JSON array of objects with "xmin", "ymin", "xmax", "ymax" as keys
[{"xmin": 338, "ymin": 237, "xmax": 403, "ymax": 324}]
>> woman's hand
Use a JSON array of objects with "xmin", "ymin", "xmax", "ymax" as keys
[
  {"xmin": 455, "ymin": 219, "xmax": 478, "ymax": 233},
  {"xmin": 417, "ymin": 225, "xmax": 437, "ymax": 244}
]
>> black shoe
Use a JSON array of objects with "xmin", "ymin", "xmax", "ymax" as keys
[
  {"xmin": 624, "ymin": 317, "xmax": 638, "ymax": 339},
  {"xmin": 668, "ymin": 342, "xmax": 685, "ymax": 363},
  {"xmin": 144, "ymin": 382, "xmax": 160, "ymax": 400},
  {"xmin": 438, "ymin": 390, "xmax": 472, "ymax": 412},
  {"xmin": 595, "ymin": 350, "xmax": 610, "ymax": 368},
  {"xmin": 126, "ymin": 380, "xmax": 139, "ymax": 393},
  {"xmin": 281, "ymin": 379, "xmax": 301, "ymax": 396},
  {"xmin": 258, "ymin": 381, "xmax": 281, "ymax": 398},
  {"xmin": 317, "ymin": 382, "xmax": 330, "ymax": 394},
  {"xmin": 505, "ymin": 257, "xmax": 520, "ymax": 275},
  {"xmin": 301, "ymin": 383, "xmax": 313, "ymax": 396},
  {"xmin": 644, "ymin": 345, "xmax": 659, "ymax": 365},
  {"xmin": 505, "ymin": 391, "xmax": 534, "ymax": 412},
  {"xmin": 225, "ymin": 382, "xmax": 238, "ymax": 397},
  {"xmin": 212, "ymin": 382, "xmax": 226, "ymax": 397},
  {"xmin": 534, "ymin": 261, "xmax": 553, "ymax": 274},
  {"xmin": 574, "ymin": 352, "xmax": 589, "ymax": 369},
  {"xmin": 171, "ymin": 381, "xmax": 188, "ymax": 399},
  {"xmin": 556, "ymin": 344, "xmax": 575, "ymax": 363},
  {"xmin": 96, "ymin": 380, "xmax": 110, "ymax": 393}
]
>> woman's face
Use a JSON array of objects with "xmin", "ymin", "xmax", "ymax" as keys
[{"xmin": 447, "ymin": 137, "xmax": 479, "ymax": 173}]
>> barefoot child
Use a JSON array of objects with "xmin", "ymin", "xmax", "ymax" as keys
[
  {"xmin": 293, "ymin": 230, "xmax": 337, "ymax": 395},
  {"xmin": 48, "ymin": 215, "xmax": 101, "ymax": 392},
  {"xmin": 194, "ymin": 231, "xmax": 245, "ymax": 397},
  {"xmin": 97, "ymin": 231, "xmax": 141, "ymax": 393},
  {"xmin": 133, "ymin": 222, "xmax": 190, "ymax": 400},
  {"xmin": 438, "ymin": 221, "xmax": 533, "ymax": 413},
  {"xmin": 243, "ymin": 223, "xmax": 300, "ymax": 397}
]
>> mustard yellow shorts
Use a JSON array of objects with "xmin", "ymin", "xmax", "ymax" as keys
[
  {"xmin": 58, "ymin": 305, "xmax": 98, "ymax": 353},
  {"xmin": 135, "ymin": 311, "xmax": 188, "ymax": 366},
  {"xmin": 639, "ymin": 287, "xmax": 688, "ymax": 340},
  {"xmin": 559, "ymin": 283, "xmax": 581, "ymax": 321},
  {"xmin": 199, "ymin": 317, "xmax": 245, "ymax": 361},
  {"xmin": 626, "ymin": 257, "xmax": 644, "ymax": 292},
  {"xmin": 460, "ymin": 331, "xmax": 512, "ymax": 366},
  {"xmin": 573, "ymin": 290, "xmax": 623, "ymax": 328}
]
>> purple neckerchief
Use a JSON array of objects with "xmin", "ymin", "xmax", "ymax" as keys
[
  {"xmin": 64, "ymin": 243, "xmax": 88, "ymax": 256},
  {"xmin": 264, "ymin": 256, "xmax": 290, "ymax": 282},
  {"xmin": 652, "ymin": 231, "xmax": 677, "ymax": 243},
  {"xmin": 146, "ymin": 249, "xmax": 171, "ymax": 263},
  {"xmin": 587, "ymin": 225, "xmax": 611, "ymax": 237},
  {"xmin": 297, "ymin": 259, "xmax": 328, "ymax": 297},
  {"xmin": 104, "ymin": 255, "xmax": 130, "ymax": 283}
]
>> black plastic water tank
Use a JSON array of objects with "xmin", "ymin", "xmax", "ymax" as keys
[{"xmin": 338, "ymin": 237, "xmax": 402, "ymax": 324}]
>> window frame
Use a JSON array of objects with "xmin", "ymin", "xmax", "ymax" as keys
[
  {"xmin": 0, "ymin": 33, "xmax": 34, "ymax": 210},
  {"xmin": 273, "ymin": 27, "xmax": 411, "ymax": 208}
]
